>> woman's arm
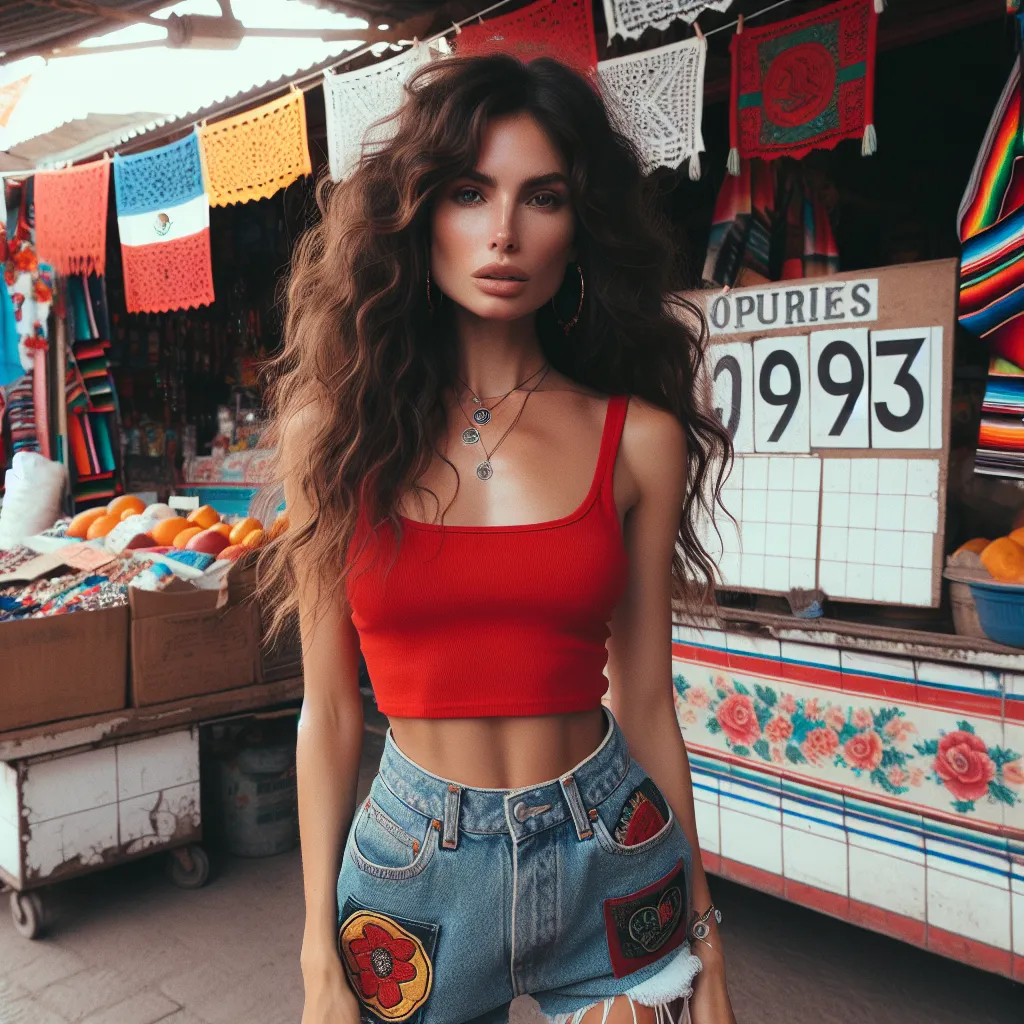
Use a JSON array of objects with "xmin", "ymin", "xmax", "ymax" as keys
[
  {"xmin": 279, "ymin": 414, "xmax": 364, "ymax": 1012},
  {"xmin": 607, "ymin": 399, "xmax": 736, "ymax": 1024}
]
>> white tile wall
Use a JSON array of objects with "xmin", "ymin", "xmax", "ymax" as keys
[
  {"xmin": 693, "ymin": 800, "xmax": 720, "ymax": 855},
  {"xmin": 719, "ymin": 807, "xmax": 782, "ymax": 875},
  {"xmin": 783, "ymin": 828, "xmax": 848, "ymax": 896},
  {"xmin": 926, "ymin": 867, "xmax": 1012, "ymax": 950},
  {"xmin": 848, "ymin": 845, "xmax": 926, "ymax": 920}
]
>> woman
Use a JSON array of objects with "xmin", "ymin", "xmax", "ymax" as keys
[{"xmin": 261, "ymin": 53, "xmax": 734, "ymax": 1024}]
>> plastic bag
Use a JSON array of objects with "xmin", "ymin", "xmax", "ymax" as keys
[{"xmin": 0, "ymin": 452, "xmax": 67, "ymax": 547}]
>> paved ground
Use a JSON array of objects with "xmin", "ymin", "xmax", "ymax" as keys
[{"xmin": 1, "ymin": 722, "xmax": 1020, "ymax": 1024}]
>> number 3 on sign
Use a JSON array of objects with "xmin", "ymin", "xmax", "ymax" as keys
[
  {"xmin": 870, "ymin": 328, "xmax": 933, "ymax": 449},
  {"xmin": 753, "ymin": 335, "xmax": 810, "ymax": 453}
]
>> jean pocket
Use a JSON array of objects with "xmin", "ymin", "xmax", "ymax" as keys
[
  {"xmin": 592, "ymin": 770, "xmax": 677, "ymax": 857},
  {"xmin": 346, "ymin": 781, "xmax": 436, "ymax": 881}
]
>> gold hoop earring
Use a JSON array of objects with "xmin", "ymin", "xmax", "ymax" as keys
[
  {"xmin": 551, "ymin": 262, "xmax": 584, "ymax": 335},
  {"xmin": 427, "ymin": 269, "xmax": 443, "ymax": 314}
]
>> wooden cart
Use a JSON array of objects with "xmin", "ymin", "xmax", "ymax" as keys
[{"xmin": 0, "ymin": 676, "xmax": 303, "ymax": 938}]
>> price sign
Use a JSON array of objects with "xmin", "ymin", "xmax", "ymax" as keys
[
  {"xmin": 810, "ymin": 329, "xmax": 870, "ymax": 448},
  {"xmin": 870, "ymin": 328, "xmax": 932, "ymax": 450},
  {"xmin": 753, "ymin": 335, "xmax": 810, "ymax": 453},
  {"xmin": 711, "ymin": 342, "xmax": 754, "ymax": 454}
]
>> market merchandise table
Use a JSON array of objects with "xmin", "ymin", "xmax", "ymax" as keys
[{"xmin": 0, "ymin": 676, "xmax": 303, "ymax": 938}]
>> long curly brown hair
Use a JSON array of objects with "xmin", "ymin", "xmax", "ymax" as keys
[{"xmin": 258, "ymin": 53, "xmax": 731, "ymax": 639}]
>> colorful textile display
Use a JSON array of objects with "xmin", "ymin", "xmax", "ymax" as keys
[
  {"xmin": 957, "ymin": 54, "xmax": 1024, "ymax": 364},
  {"xmin": 197, "ymin": 89, "xmax": 312, "ymax": 207},
  {"xmin": 0, "ymin": 279, "xmax": 20, "ymax": 390},
  {"xmin": 113, "ymin": 132, "xmax": 215, "ymax": 314},
  {"xmin": 728, "ymin": 0, "xmax": 878, "ymax": 174},
  {"xmin": 597, "ymin": 37, "xmax": 707, "ymax": 178},
  {"xmin": 3, "ymin": 178, "xmax": 52, "ymax": 371},
  {"xmin": 33, "ymin": 160, "xmax": 110, "ymax": 275},
  {"xmin": 602, "ymin": 0, "xmax": 732, "ymax": 42},
  {"xmin": 702, "ymin": 159, "xmax": 838, "ymax": 287},
  {"xmin": 323, "ymin": 44, "xmax": 435, "ymax": 182},
  {"xmin": 456, "ymin": 0, "xmax": 598, "ymax": 75}
]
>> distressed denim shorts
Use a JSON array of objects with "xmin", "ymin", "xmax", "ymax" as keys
[{"xmin": 336, "ymin": 708, "xmax": 702, "ymax": 1024}]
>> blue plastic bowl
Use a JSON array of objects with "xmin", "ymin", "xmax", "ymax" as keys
[{"xmin": 967, "ymin": 580, "xmax": 1024, "ymax": 647}]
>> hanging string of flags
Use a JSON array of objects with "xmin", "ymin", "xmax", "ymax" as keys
[{"xmin": 23, "ymin": 0, "xmax": 882, "ymax": 310}]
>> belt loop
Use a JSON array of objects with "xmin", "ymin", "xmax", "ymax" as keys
[
  {"xmin": 442, "ymin": 783, "xmax": 461, "ymax": 850},
  {"xmin": 559, "ymin": 773, "xmax": 593, "ymax": 841}
]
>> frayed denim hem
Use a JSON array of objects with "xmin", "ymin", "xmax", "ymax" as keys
[{"xmin": 543, "ymin": 945, "xmax": 704, "ymax": 1024}]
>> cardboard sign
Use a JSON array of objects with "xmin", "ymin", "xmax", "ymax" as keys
[
  {"xmin": 60, "ymin": 545, "xmax": 117, "ymax": 573},
  {"xmin": 685, "ymin": 259, "xmax": 957, "ymax": 608}
]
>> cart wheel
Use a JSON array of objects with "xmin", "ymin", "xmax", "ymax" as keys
[
  {"xmin": 166, "ymin": 844, "xmax": 210, "ymax": 890},
  {"xmin": 10, "ymin": 891, "xmax": 46, "ymax": 940}
]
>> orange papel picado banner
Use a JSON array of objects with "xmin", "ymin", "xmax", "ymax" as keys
[{"xmin": 197, "ymin": 88, "xmax": 312, "ymax": 207}]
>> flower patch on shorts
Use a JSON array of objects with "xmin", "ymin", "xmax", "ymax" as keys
[
  {"xmin": 603, "ymin": 859, "xmax": 687, "ymax": 978},
  {"xmin": 614, "ymin": 778, "xmax": 669, "ymax": 846},
  {"xmin": 338, "ymin": 897, "xmax": 437, "ymax": 1023}
]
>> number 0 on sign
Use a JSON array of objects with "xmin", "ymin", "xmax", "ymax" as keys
[
  {"xmin": 753, "ymin": 335, "xmax": 810, "ymax": 453},
  {"xmin": 711, "ymin": 342, "xmax": 754, "ymax": 454}
]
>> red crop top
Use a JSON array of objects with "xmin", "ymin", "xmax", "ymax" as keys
[{"xmin": 345, "ymin": 394, "xmax": 631, "ymax": 718}]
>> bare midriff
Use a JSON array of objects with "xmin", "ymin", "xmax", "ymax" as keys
[{"xmin": 386, "ymin": 708, "xmax": 608, "ymax": 789}]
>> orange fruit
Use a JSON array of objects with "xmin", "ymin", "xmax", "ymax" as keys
[
  {"xmin": 1008, "ymin": 528, "xmax": 1024, "ymax": 548},
  {"xmin": 85, "ymin": 514, "xmax": 120, "ymax": 540},
  {"xmin": 173, "ymin": 526, "xmax": 203, "ymax": 549},
  {"xmin": 954, "ymin": 538, "xmax": 990, "ymax": 556},
  {"xmin": 148, "ymin": 516, "xmax": 190, "ymax": 547},
  {"xmin": 218, "ymin": 544, "xmax": 246, "ymax": 561},
  {"xmin": 67, "ymin": 507, "xmax": 107, "ymax": 539},
  {"xmin": 268, "ymin": 513, "xmax": 289, "ymax": 540},
  {"xmin": 241, "ymin": 528, "xmax": 265, "ymax": 549},
  {"xmin": 186, "ymin": 505, "xmax": 220, "ymax": 530},
  {"xmin": 981, "ymin": 537, "xmax": 1024, "ymax": 583},
  {"xmin": 229, "ymin": 517, "xmax": 262, "ymax": 546},
  {"xmin": 107, "ymin": 494, "xmax": 146, "ymax": 519}
]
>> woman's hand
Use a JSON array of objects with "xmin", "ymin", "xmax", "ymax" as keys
[
  {"xmin": 301, "ymin": 947, "xmax": 362, "ymax": 1024},
  {"xmin": 689, "ymin": 925, "xmax": 737, "ymax": 1024}
]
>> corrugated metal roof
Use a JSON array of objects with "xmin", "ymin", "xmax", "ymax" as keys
[{"xmin": 0, "ymin": 1, "xmax": 175, "ymax": 62}]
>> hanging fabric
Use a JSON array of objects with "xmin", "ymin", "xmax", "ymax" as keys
[
  {"xmin": 197, "ymin": 89, "xmax": 312, "ymax": 207},
  {"xmin": 113, "ymin": 132, "xmax": 215, "ymax": 314},
  {"xmin": 727, "ymin": 0, "xmax": 878, "ymax": 174},
  {"xmin": 0, "ymin": 279, "xmax": 20, "ymax": 390},
  {"xmin": 33, "ymin": 160, "xmax": 110, "ymax": 275},
  {"xmin": 602, "ymin": 0, "xmax": 732, "ymax": 42},
  {"xmin": 597, "ymin": 36, "xmax": 707, "ymax": 178},
  {"xmin": 957, "ymin": 49, "xmax": 1024, "ymax": 364},
  {"xmin": 702, "ymin": 159, "xmax": 838, "ymax": 288},
  {"xmin": 3, "ymin": 178, "xmax": 52, "ymax": 374},
  {"xmin": 456, "ymin": 0, "xmax": 598, "ymax": 76},
  {"xmin": 323, "ymin": 44, "xmax": 435, "ymax": 182}
]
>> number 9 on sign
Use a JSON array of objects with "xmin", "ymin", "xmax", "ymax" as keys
[
  {"xmin": 753, "ymin": 335, "xmax": 810, "ymax": 453},
  {"xmin": 810, "ymin": 329, "xmax": 869, "ymax": 448}
]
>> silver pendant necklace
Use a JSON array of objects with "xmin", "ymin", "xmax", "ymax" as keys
[
  {"xmin": 455, "ymin": 363, "xmax": 548, "ymax": 430},
  {"xmin": 455, "ymin": 364, "xmax": 551, "ymax": 480}
]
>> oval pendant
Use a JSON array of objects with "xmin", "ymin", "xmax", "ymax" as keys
[
  {"xmin": 472, "ymin": 408, "xmax": 491, "ymax": 425},
  {"xmin": 462, "ymin": 427, "xmax": 481, "ymax": 445},
  {"xmin": 476, "ymin": 461, "xmax": 493, "ymax": 481}
]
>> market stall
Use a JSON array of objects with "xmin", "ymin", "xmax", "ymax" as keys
[{"xmin": 0, "ymin": 0, "xmax": 1021, "ymax": 980}]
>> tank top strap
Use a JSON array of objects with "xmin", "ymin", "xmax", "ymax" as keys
[{"xmin": 595, "ymin": 394, "xmax": 629, "ymax": 509}]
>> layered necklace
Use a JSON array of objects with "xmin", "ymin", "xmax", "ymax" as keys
[{"xmin": 454, "ymin": 363, "xmax": 551, "ymax": 481}]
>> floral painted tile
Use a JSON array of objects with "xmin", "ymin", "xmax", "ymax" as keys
[{"xmin": 671, "ymin": 659, "xmax": 1024, "ymax": 829}]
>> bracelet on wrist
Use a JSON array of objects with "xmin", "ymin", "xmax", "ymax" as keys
[{"xmin": 689, "ymin": 902, "xmax": 722, "ymax": 947}]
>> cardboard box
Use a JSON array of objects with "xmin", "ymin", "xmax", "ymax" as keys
[
  {"xmin": 0, "ymin": 607, "xmax": 129, "ymax": 732},
  {"xmin": 129, "ymin": 578, "xmax": 260, "ymax": 707}
]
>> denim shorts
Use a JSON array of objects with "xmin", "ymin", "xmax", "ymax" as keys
[{"xmin": 336, "ymin": 709, "xmax": 702, "ymax": 1024}]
